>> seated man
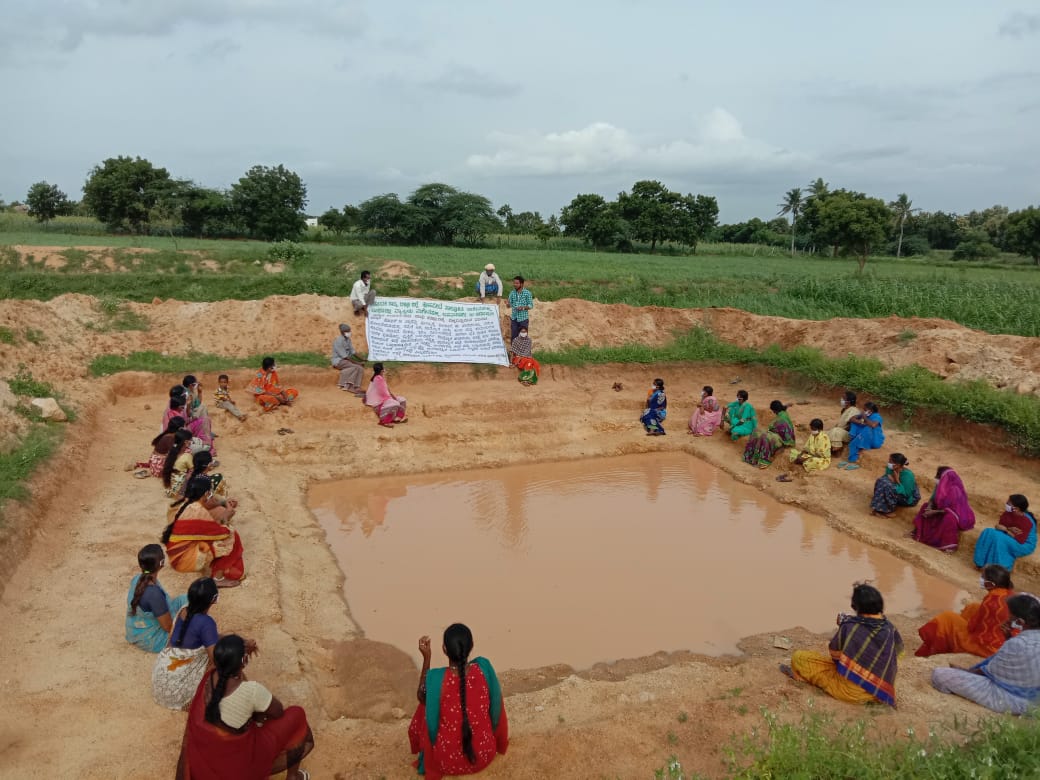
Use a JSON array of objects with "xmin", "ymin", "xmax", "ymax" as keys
[
  {"xmin": 331, "ymin": 323, "xmax": 365, "ymax": 395},
  {"xmin": 476, "ymin": 263, "xmax": 503, "ymax": 301},
  {"xmin": 249, "ymin": 357, "xmax": 298, "ymax": 413},
  {"xmin": 351, "ymin": 270, "xmax": 376, "ymax": 317}
]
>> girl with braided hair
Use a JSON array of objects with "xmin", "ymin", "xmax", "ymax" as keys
[
  {"xmin": 162, "ymin": 475, "xmax": 244, "ymax": 585},
  {"xmin": 125, "ymin": 544, "xmax": 187, "ymax": 653},
  {"xmin": 408, "ymin": 623, "xmax": 508, "ymax": 779},
  {"xmin": 161, "ymin": 429, "xmax": 195, "ymax": 497},
  {"xmin": 152, "ymin": 578, "xmax": 223, "ymax": 710},
  {"xmin": 177, "ymin": 634, "xmax": 314, "ymax": 779}
]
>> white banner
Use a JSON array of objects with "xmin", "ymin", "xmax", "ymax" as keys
[{"xmin": 366, "ymin": 297, "xmax": 510, "ymax": 366}]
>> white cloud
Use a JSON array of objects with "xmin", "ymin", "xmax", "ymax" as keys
[
  {"xmin": 465, "ymin": 109, "xmax": 806, "ymax": 177},
  {"xmin": 999, "ymin": 11, "xmax": 1040, "ymax": 37}
]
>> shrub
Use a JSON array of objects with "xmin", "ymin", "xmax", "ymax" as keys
[{"xmin": 266, "ymin": 240, "xmax": 311, "ymax": 264}]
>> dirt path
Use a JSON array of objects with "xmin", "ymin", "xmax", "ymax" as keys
[{"xmin": 1, "ymin": 295, "xmax": 1040, "ymax": 778}]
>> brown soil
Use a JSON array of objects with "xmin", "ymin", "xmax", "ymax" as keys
[{"xmin": 1, "ymin": 294, "xmax": 1040, "ymax": 778}]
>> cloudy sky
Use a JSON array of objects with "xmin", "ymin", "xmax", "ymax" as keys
[{"xmin": 1, "ymin": 1, "xmax": 1037, "ymax": 222}]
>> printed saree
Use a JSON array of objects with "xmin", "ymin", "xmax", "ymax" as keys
[
  {"xmin": 742, "ymin": 411, "xmax": 795, "ymax": 467},
  {"xmin": 912, "ymin": 469, "xmax": 976, "ymax": 551},
  {"xmin": 916, "ymin": 588, "xmax": 1013, "ymax": 658}
]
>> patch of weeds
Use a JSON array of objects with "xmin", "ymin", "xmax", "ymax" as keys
[
  {"xmin": 89, "ymin": 350, "xmax": 328, "ymax": 377},
  {"xmin": 88, "ymin": 296, "xmax": 150, "ymax": 332},
  {"xmin": 677, "ymin": 711, "xmax": 688, "ymax": 724},
  {"xmin": 0, "ymin": 326, "xmax": 16, "ymax": 344},
  {"xmin": 0, "ymin": 424, "xmax": 63, "ymax": 514},
  {"xmin": 733, "ymin": 704, "xmax": 748, "ymax": 716},
  {"xmin": 557, "ymin": 715, "xmax": 565, "ymax": 724},
  {"xmin": 267, "ymin": 241, "xmax": 311, "ymax": 264},
  {"xmin": 469, "ymin": 363, "xmax": 500, "ymax": 379},
  {"xmin": 652, "ymin": 756, "xmax": 686, "ymax": 780},
  {"xmin": 667, "ymin": 731, "xmax": 679, "ymax": 745},
  {"xmin": 22, "ymin": 328, "xmax": 45, "ymax": 345},
  {"xmin": 7, "ymin": 367, "xmax": 53, "ymax": 397},
  {"xmin": 59, "ymin": 248, "xmax": 90, "ymax": 271},
  {"xmin": 897, "ymin": 329, "xmax": 917, "ymax": 345}
]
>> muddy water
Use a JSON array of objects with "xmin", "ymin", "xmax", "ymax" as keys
[{"xmin": 310, "ymin": 452, "xmax": 968, "ymax": 671}]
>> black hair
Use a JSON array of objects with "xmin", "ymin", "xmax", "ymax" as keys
[
  {"xmin": 653, "ymin": 378, "xmax": 664, "ymax": 390},
  {"xmin": 702, "ymin": 385, "xmax": 713, "ymax": 396},
  {"xmin": 935, "ymin": 465, "xmax": 952, "ymax": 479},
  {"xmin": 513, "ymin": 275, "xmax": 525, "ymax": 283},
  {"xmin": 182, "ymin": 450, "xmax": 214, "ymax": 494},
  {"xmin": 162, "ymin": 475, "xmax": 214, "ymax": 543},
  {"xmin": 261, "ymin": 357, "xmax": 275, "ymax": 371},
  {"xmin": 1010, "ymin": 494, "xmax": 1030, "ymax": 512},
  {"xmin": 161, "ymin": 429, "xmax": 194, "ymax": 487},
  {"xmin": 169, "ymin": 395, "xmax": 186, "ymax": 412},
  {"xmin": 810, "ymin": 418, "xmax": 824, "ymax": 430},
  {"xmin": 736, "ymin": 389, "xmax": 749, "ymax": 402},
  {"xmin": 129, "ymin": 544, "xmax": 165, "ymax": 616},
  {"xmin": 851, "ymin": 583, "xmax": 884, "ymax": 615},
  {"xmin": 170, "ymin": 385, "xmax": 187, "ymax": 399},
  {"xmin": 372, "ymin": 362, "xmax": 385, "ymax": 377},
  {"xmin": 769, "ymin": 400, "xmax": 786, "ymax": 414},
  {"xmin": 218, "ymin": 374, "xmax": 229, "ymax": 381},
  {"xmin": 174, "ymin": 577, "xmax": 217, "ymax": 648},
  {"xmin": 1007, "ymin": 594, "xmax": 1040, "ymax": 630},
  {"xmin": 982, "ymin": 564, "xmax": 1013, "ymax": 590},
  {"xmin": 843, "ymin": 390, "xmax": 857, "ymax": 405},
  {"xmin": 444, "ymin": 623, "xmax": 476, "ymax": 764},
  {"xmin": 890, "ymin": 453, "xmax": 909, "ymax": 467},
  {"xmin": 206, "ymin": 634, "xmax": 247, "ymax": 724},
  {"xmin": 864, "ymin": 401, "xmax": 879, "ymax": 413},
  {"xmin": 360, "ymin": 269, "xmax": 371, "ymax": 279},
  {"xmin": 182, "ymin": 375, "xmax": 198, "ymax": 388},
  {"xmin": 151, "ymin": 416, "xmax": 186, "ymax": 448}
]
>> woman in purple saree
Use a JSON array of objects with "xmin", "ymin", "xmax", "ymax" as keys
[{"xmin": 912, "ymin": 467, "xmax": 976, "ymax": 552}]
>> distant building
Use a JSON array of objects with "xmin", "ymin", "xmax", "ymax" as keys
[{"xmin": 304, "ymin": 216, "xmax": 319, "ymax": 227}]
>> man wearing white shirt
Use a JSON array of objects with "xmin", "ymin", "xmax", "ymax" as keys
[
  {"xmin": 351, "ymin": 270, "xmax": 375, "ymax": 316},
  {"xmin": 476, "ymin": 263, "xmax": 503, "ymax": 301}
]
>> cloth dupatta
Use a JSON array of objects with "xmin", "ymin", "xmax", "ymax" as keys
[
  {"xmin": 829, "ymin": 616, "xmax": 903, "ymax": 706},
  {"xmin": 425, "ymin": 657, "xmax": 503, "ymax": 744},
  {"xmin": 934, "ymin": 469, "xmax": 976, "ymax": 531},
  {"xmin": 365, "ymin": 374, "xmax": 395, "ymax": 410}
]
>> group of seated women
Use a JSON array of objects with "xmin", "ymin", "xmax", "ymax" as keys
[{"xmin": 782, "ymin": 578, "xmax": 1040, "ymax": 716}]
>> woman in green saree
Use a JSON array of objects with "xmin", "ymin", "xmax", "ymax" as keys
[
  {"xmin": 743, "ymin": 400, "xmax": 796, "ymax": 468},
  {"xmin": 724, "ymin": 389, "xmax": 757, "ymax": 441}
]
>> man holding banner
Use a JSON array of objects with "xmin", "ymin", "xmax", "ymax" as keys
[{"xmin": 507, "ymin": 275, "xmax": 533, "ymax": 340}]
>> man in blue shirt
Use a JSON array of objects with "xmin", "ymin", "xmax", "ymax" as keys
[{"xmin": 507, "ymin": 275, "xmax": 533, "ymax": 340}]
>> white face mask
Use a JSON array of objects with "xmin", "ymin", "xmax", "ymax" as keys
[
  {"xmin": 1006, "ymin": 503, "xmax": 1014, "ymax": 513},
  {"xmin": 519, "ymin": 333, "xmax": 527, "ymax": 339},
  {"xmin": 979, "ymin": 577, "xmax": 988, "ymax": 589},
  {"xmin": 840, "ymin": 398, "xmax": 848, "ymax": 407},
  {"xmin": 1011, "ymin": 619, "xmax": 1025, "ymax": 632},
  {"xmin": 887, "ymin": 462, "xmax": 895, "ymax": 470}
]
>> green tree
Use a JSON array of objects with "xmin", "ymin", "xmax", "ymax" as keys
[
  {"xmin": 229, "ymin": 164, "xmax": 307, "ymax": 241},
  {"xmin": 952, "ymin": 229, "xmax": 1000, "ymax": 261},
  {"xmin": 816, "ymin": 190, "xmax": 890, "ymax": 271},
  {"xmin": 406, "ymin": 183, "xmax": 458, "ymax": 244},
  {"xmin": 618, "ymin": 180, "xmax": 681, "ymax": 253},
  {"xmin": 559, "ymin": 193, "xmax": 608, "ymax": 239},
  {"xmin": 357, "ymin": 193, "xmax": 422, "ymax": 242},
  {"xmin": 674, "ymin": 194, "xmax": 719, "ymax": 253},
  {"xmin": 441, "ymin": 191, "xmax": 497, "ymax": 244},
  {"xmin": 917, "ymin": 210, "xmax": 961, "ymax": 250},
  {"xmin": 508, "ymin": 211, "xmax": 545, "ymax": 234},
  {"xmin": 82, "ymin": 156, "xmax": 172, "ymax": 232},
  {"xmin": 777, "ymin": 187, "xmax": 804, "ymax": 256},
  {"xmin": 178, "ymin": 185, "xmax": 231, "ymax": 238},
  {"xmin": 535, "ymin": 214, "xmax": 561, "ymax": 245},
  {"xmin": 1005, "ymin": 207, "xmax": 1040, "ymax": 265},
  {"xmin": 25, "ymin": 181, "xmax": 71, "ymax": 222},
  {"xmin": 318, "ymin": 206, "xmax": 355, "ymax": 235},
  {"xmin": 585, "ymin": 203, "xmax": 631, "ymax": 251},
  {"xmin": 496, "ymin": 203, "xmax": 514, "ymax": 231},
  {"xmin": 887, "ymin": 193, "xmax": 919, "ymax": 258}
]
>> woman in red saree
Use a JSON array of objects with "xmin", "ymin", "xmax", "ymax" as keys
[
  {"xmin": 912, "ymin": 466, "xmax": 976, "ymax": 552},
  {"xmin": 916, "ymin": 564, "xmax": 1014, "ymax": 658},
  {"xmin": 177, "ymin": 634, "xmax": 314, "ymax": 780},
  {"xmin": 163, "ymin": 476, "xmax": 245, "ymax": 586},
  {"xmin": 249, "ymin": 357, "xmax": 299, "ymax": 413},
  {"xmin": 408, "ymin": 624, "xmax": 508, "ymax": 780}
]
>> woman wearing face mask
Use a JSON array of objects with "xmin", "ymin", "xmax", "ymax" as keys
[
  {"xmin": 723, "ymin": 389, "xmax": 756, "ymax": 442},
  {"xmin": 973, "ymin": 495, "xmax": 1037, "ymax": 572},
  {"xmin": 789, "ymin": 418, "xmax": 831, "ymax": 472},
  {"xmin": 931, "ymin": 593, "xmax": 1040, "ymax": 714},
  {"xmin": 917, "ymin": 565, "xmax": 1014, "ymax": 658},
  {"xmin": 688, "ymin": 385, "xmax": 722, "ymax": 436},
  {"xmin": 829, "ymin": 391, "xmax": 860, "ymax": 455},
  {"xmin": 508, "ymin": 327, "xmax": 539, "ymax": 386},
  {"xmin": 911, "ymin": 466, "xmax": 976, "ymax": 552},
  {"xmin": 839, "ymin": 401, "xmax": 884, "ymax": 469},
  {"xmin": 640, "ymin": 378, "xmax": 667, "ymax": 435},
  {"xmin": 869, "ymin": 453, "xmax": 920, "ymax": 518},
  {"xmin": 742, "ymin": 400, "xmax": 796, "ymax": 468}
]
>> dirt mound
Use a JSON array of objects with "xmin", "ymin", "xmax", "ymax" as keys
[{"xmin": 11, "ymin": 244, "xmax": 157, "ymax": 271}]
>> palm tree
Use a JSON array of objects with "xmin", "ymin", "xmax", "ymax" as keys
[
  {"xmin": 888, "ymin": 193, "xmax": 919, "ymax": 258},
  {"xmin": 807, "ymin": 178, "xmax": 830, "ymax": 199},
  {"xmin": 777, "ymin": 187, "xmax": 804, "ymax": 256}
]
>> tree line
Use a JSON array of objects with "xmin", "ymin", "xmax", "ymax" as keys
[{"xmin": 9, "ymin": 156, "xmax": 1040, "ymax": 265}]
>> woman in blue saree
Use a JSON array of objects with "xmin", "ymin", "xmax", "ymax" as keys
[
  {"xmin": 724, "ymin": 389, "xmax": 757, "ymax": 441},
  {"xmin": 640, "ymin": 378, "xmax": 668, "ymax": 436},
  {"xmin": 973, "ymin": 494, "xmax": 1037, "ymax": 572},
  {"xmin": 840, "ymin": 402, "xmax": 885, "ymax": 469},
  {"xmin": 126, "ymin": 544, "xmax": 187, "ymax": 653}
]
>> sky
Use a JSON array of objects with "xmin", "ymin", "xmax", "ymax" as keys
[{"xmin": 1, "ymin": 1, "xmax": 1038, "ymax": 223}]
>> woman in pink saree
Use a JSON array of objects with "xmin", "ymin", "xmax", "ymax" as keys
[
  {"xmin": 688, "ymin": 386, "xmax": 723, "ymax": 436},
  {"xmin": 912, "ymin": 466, "xmax": 976, "ymax": 552},
  {"xmin": 365, "ymin": 363, "xmax": 408, "ymax": 428}
]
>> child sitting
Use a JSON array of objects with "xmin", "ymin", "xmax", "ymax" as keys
[{"xmin": 213, "ymin": 374, "xmax": 247, "ymax": 421}]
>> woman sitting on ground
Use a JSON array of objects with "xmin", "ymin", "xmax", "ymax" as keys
[
  {"xmin": 973, "ymin": 495, "xmax": 1037, "ymax": 572},
  {"xmin": 161, "ymin": 429, "xmax": 196, "ymax": 498},
  {"xmin": 153, "ymin": 577, "xmax": 227, "ymax": 710},
  {"xmin": 780, "ymin": 583, "xmax": 903, "ymax": 706},
  {"xmin": 162, "ymin": 476, "xmax": 244, "ymax": 586},
  {"xmin": 250, "ymin": 356, "xmax": 299, "ymax": 413},
  {"xmin": 508, "ymin": 326, "xmax": 540, "ymax": 386},
  {"xmin": 829, "ymin": 391, "xmax": 860, "ymax": 455},
  {"xmin": 640, "ymin": 378, "xmax": 667, "ymax": 436},
  {"xmin": 164, "ymin": 389, "xmax": 216, "ymax": 456},
  {"xmin": 742, "ymin": 400, "xmax": 796, "ymax": 468},
  {"xmin": 911, "ymin": 466, "xmax": 976, "ymax": 552},
  {"xmin": 176, "ymin": 450, "xmax": 232, "ymax": 507},
  {"xmin": 839, "ymin": 402, "xmax": 884, "ymax": 469},
  {"xmin": 182, "ymin": 374, "xmax": 215, "ymax": 442},
  {"xmin": 126, "ymin": 543, "xmax": 187, "ymax": 653},
  {"xmin": 723, "ymin": 389, "xmax": 757, "ymax": 442},
  {"xmin": 177, "ymin": 634, "xmax": 314, "ymax": 780},
  {"xmin": 130, "ymin": 417, "xmax": 186, "ymax": 479},
  {"xmin": 409, "ymin": 623, "xmax": 508, "ymax": 780},
  {"xmin": 688, "ymin": 386, "xmax": 723, "ymax": 436},
  {"xmin": 365, "ymin": 362, "xmax": 408, "ymax": 427},
  {"xmin": 789, "ymin": 418, "xmax": 831, "ymax": 472},
  {"xmin": 916, "ymin": 565, "xmax": 1014, "ymax": 658},
  {"xmin": 870, "ymin": 453, "xmax": 920, "ymax": 517},
  {"xmin": 931, "ymin": 593, "xmax": 1040, "ymax": 715}
]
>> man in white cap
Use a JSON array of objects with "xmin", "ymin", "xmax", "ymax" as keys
[
  {"xmin": 331, "ymin": 323, "xmax": 365, "ymax": 395},
  {"xmin": 476, "ymin": 263, "xmax": 503, "ymax": 301}
]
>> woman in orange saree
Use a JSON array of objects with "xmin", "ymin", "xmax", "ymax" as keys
[
  {"xmin": 916, "ymin": 564, "xmax": 1014, "ymax": 658},
  {"xmin": 163, "ymin": 476, "xmax": 245, "ymax": 585},
  {"xmin": 249, "ymin": 357, "xmax": 299, "ymax": 413}
]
